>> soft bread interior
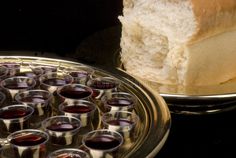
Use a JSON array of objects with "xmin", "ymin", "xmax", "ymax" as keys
[
  {"xmin": 119, "ymin": 0, "xmax": 196, "ymax": 85},
  {"xmin": 120, "ymin": 0, "xmax": 236, "ymax": 86}
]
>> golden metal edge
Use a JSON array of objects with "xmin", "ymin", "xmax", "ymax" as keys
[{"xmin": 0, "ymin": 55, "xmax": 171, "ymax": 158}]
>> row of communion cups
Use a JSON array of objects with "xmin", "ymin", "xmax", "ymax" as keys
[{"xmin": 0, "ymin": 59, "xmax": 139, "ymax": 158}]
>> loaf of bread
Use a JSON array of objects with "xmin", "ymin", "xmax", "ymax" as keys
[{"xmin": 119, "ymin": 0, "xmax": 236, "ymax": 86}]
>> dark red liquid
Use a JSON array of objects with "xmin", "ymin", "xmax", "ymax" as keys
[
  {"xmin": 43, "ymin": 78, "xmax": 68, "ymax": 86},
  {"xmin": 0, "ymin": 108, "xmax": 31, "ymax": 119},
  {"xmin": 107, "ymin": 98, "xmax": 133, "ymax": 107},
  {"xmin": 47, "ymin": 123, "xmax": 78, "ymax": 131},
  {"xmin": 4, "ymin": 82, "xmax": 30, "ymax": 89},
  {"xmin": 90, "ymin": 80, "xmax": 116, "ymax": 89},
  {"xmin": 20, "ymin": 96, "xmax": 46, "ymax": 104},
  {"xmin": 56, "ymin": 154, "xmax": 81, "ymax": 158},
  {"xmin": 10, "ymin": 134, "xmax": 46, "ymax": 146},
  {"xmin": 85, "ymin": 135, "xmax": 121, "ymax": 150},
  {"xmin": 59, "ymin": 87, "xmax": 92, "ymax": 99},
  {"xmin": 107, "ymin": 119, "xmax": 134, "ymax": 126},
  {"xmin": 63, "ymin": 105, "xmax": 93, "ymax": 114},
  {"xmin": 69, "ymin": 71, "xmax": 88, "ymax": 78}
]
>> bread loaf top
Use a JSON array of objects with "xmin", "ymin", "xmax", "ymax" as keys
[
  {"xmin": 123, "ymin": 0, "xmax": 236, "ymax": 42},
  {"xmin": 190, "ymin": 0, "xmax": 236, "ymax": 43}
]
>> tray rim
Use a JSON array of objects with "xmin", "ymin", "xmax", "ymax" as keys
[{"xmin": 0, "ymin": 55, "xmax": 171, "ymax": 158}]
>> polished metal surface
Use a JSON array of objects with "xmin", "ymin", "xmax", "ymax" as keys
[{"xmin": 0, "ymin": 56, "xmax": 171, "ymax": 158}]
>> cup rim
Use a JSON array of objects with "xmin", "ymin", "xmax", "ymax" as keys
[
  {"xmin": 57, "ymin": 84, "xmax": 93, "ymax": 100},
  {"xmin": 7, "ymin": 129, "xmax": 49, "ymax": 148},
  {"xmin": 47, "ymin": 148, "xmax": 90, "ymax": 158},
  {"xmin": 41, "ymin": 115, "xmax": 81, "ymax": 133},
  {"xmin": 58, "ymin": 99, "xmax": 97, "ymax": 115},
  {"xmin": 39, "ymin": 72, "xmax": 74, "ymax": 88},
  {"xmin": 101, "ymin": 91, "xmax": 137, "ymax": 108},
  {"xmin": 0, "ymin": 104, "xmax": 34, "ymax": 121},
  {"xmin": 15, "ymin": 89, "xmax": 53, "ymax": 105},
  {"xmin": 16, "ymin": 66, "xmax": 44, "ymax": 77},
  {"xmin": 87, "ymin": 76, "xmax": 120, "ymax": 90},
  {"xmin": 60, "ymin": 65, "xmax": 95, "ymax": 74},
  {"xmin": 0, "ymin": 59, "xmax": 22, "ymax": 70},
  {"xmin": 0, "ymin": 76, "xmax": 36, "ymax": 90},
  {"xmin": 101, "ymin": 111, "xmax": 139, "ymax": 128},
  {"xmin": 82, "ymin": 129, "xmax": 124, "ymax": 152}
]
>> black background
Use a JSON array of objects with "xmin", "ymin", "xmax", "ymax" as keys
[
  {"xmin": 158, "ymin": 111, "xmax": 236, "ymax": 158},
  {"xmin": 0, "ymin": 1, "xmax": 122, "ymax": 55},
  {"xmin": 0, "ymin": 1, "xmax": 235, "ymax": 158}
]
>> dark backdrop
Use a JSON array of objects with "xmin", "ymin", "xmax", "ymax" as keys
[
  {"xmin": 1, "ymin": 2, "xmax": 236, "ymax": 158},
  {"xmin": 0, "ymin": 1, "xmax": 123, "ymax": 55}
]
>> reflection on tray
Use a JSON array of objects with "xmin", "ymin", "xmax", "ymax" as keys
[{"xmin": 0, "ymin": 56, "xmax": 170, "ymax": 158}]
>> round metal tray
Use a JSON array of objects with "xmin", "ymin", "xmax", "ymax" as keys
[{"xmin": 0, "ymin": 56, "xmax": 171, "ymax": 158}]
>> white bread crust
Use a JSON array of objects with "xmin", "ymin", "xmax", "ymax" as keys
[{"xmin": 119, "ymin": 0, "xmax": 236, "ymax": 85}]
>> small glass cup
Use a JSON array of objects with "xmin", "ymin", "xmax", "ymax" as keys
[
  {"xmin": 102, "ymin": 111, "xmax": 139, "ymax": 139},
  {"xmin": 41, "ymin": 116, "xmax": 81, "ymax": 147},
  {"xmin": 39, "ymin": 72, "xmax": 74, "ymax": 94},
  {"xmin": 0, "ymin": 65, "xmax": 9, "ymax": 81},
  {"xmin": 59, "ymin": 100, "xmax": 97, "ymax": 127},
  {"xmin": 15, "ymin": 66, "xmax": 44, "ymax": 87},
  {"xmin": 102, "ymin": 92, "xmax": 136, "ymax": 112},
  {"xmin": 57, "ymin": 84, "xmax": 93, "ymax": 103},
  {"xmin": 0, "ymin": 76, "xmax": 36, "ymax": 102},
  {"xmin": 82, "ymin": 129, "xmax": 123, "ymax": 158},
  {"xmin": 0, "ymin": 104, "xmax": 34, "ymax": 137},
  {"xmin": 30, "ymin": 59, "xmax": 59, "ymax": 74},
  {"xmin": 15, "ymin": 90, "xmax": 53, "ymax": 129},
  {"xmin": 7, "ymin": 129, "xmax": 49, "ymax": 158},
  {"xmin": 48, "ymin": 148, "xmax": 91, "ymax": 158},
  {"xmin": 39, "ymin": 72, "xmax": 73, "ymax": 114},
  {"xmin": 60, "ymin": 65, "xmax": 94, "ymax": 85},
  {"xmin": 15, "ymin": 66, "xmax": 44, "ymax": 78},
  {"xmin": 87, "ymin": 77, "xmax": 120, "ymax": 100},
  {"xmin": 0, "ymin": 57, "xmax": 22, "ymax": 77}
]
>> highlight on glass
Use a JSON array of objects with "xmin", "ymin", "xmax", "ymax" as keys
[
  {"xmin": 0, "ymin": 104, "xmax": 34, "ymax": 136},
  {"xmin": 7, "ymin": 129, "xmax": 49, "ymax": 158},
  {"xmin": 59, "ymin": 99, "xmax": 97, "ymax": 127},
  {"xmin": 41, "ymin": 115, "xmax": 81, "ymax": 146},
  {"xmin": 82, "ymin": 129, "xmax": 123, "ymax": 158},
  {"xmin": 48, "ymin": 148, "xmax": 91, "ymax": 158}
]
